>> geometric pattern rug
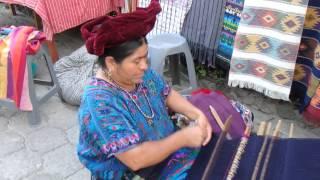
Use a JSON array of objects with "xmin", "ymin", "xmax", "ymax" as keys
[{"xmin": 228, "ymin": 0, "xmax": 309, "ymax": 101}]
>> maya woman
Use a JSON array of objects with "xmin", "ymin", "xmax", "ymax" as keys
[{"xmin": 77, "ymin": 1, "xmax": 212, "ymax": 179}]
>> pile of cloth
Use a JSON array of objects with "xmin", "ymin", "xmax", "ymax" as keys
[
  {"xmin": 54, "ymin": 45, "xmax": 98, "ymax": 105},
  {"xmin": 0, "ymin": 26, "xmax": 45, "ymax": 111}
]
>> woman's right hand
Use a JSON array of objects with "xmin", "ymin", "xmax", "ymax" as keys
[{"xmin": 180, "ymin": 125, "xmax": 206, "ymax": 148}]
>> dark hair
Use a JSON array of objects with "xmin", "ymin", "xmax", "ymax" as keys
[{"xmin": 98, "ymin": 37, "xmax": 147, "ymax": 68}]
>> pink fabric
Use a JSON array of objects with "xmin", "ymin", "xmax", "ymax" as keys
[
  {"xmin": 0, "ymin": 26, "xmax": 45, "ymax": 111},
  {"xmin": 20, "ymin": 60, "xmax": 32, "ymax": 110},
  {"xmin": 1, "ymin": 0, "xmax": 124, "ymax": 40}
]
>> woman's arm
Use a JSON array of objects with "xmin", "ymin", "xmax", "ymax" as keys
[
  {"xmin": 166, "ymin": 90, "xmax": 202, "ymax": 120},
  {"xmin": 115, "ymin": 125, "xmax": 204, "ymax": 171},
  {"xmin": 166, "ymin": 89, "xmax": 212, "ymax": 145}
]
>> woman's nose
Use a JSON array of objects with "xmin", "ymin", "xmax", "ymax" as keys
[{"xmin": 140, "ymin": 59, "xmax": 148, "ymax": 70}]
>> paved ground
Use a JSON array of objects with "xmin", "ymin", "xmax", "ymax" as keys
[{"xmin": 0, "ymin": 4, "xmax": 320, "ymax": 180}]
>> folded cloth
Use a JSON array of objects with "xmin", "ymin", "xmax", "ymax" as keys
[
  {"xmin": 188, "ymin": 89, "xmax": 253, "ymax": 138},
  {"xmin": 0, "ymin": 26, "xmax": 45, "ymax": 111}
]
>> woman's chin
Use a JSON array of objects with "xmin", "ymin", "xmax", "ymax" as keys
[{"xmin": 135, "ymin": 79, "xmax": 144, "ymax": 84}]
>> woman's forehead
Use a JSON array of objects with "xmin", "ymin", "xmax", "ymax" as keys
[{"xmin": 131, "ymin": 44, "xmax": 148, "ymax": 58}]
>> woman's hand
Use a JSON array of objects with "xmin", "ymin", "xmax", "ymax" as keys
[
  {"xmin": 195, "ymin": 112, "xmax": 212, "ymax": 146},
  {"xmin": 166, "ymin": 89, "xmax": 212, "ymax": 145},
  {"xmin": 180, "ymin": 125, "xmax": 206, "ymax": 148}
]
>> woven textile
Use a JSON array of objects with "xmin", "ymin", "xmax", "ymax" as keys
[
  {"xmin": 138, "ymin": 0, "xmax": 192, "ymax": 36},
  {"xmin": 0, "ymin": 26, "xmax": 45, "ymax": 111},
  {"xmin": 1, "ymin": 0, "xmax": 123, "ymax": 40},
  {"xmin": 188, "ymin": 135, "xmax": 320, "ymax": 180},
  {"xmin": 181, "ymin": 0, "xmax": 227, "ymax": 66},
  {"xmin": 290, "ymin": 0, "xmax": 320, "ymax": 124},
  {"xmin": 228, "ymin": 0, "xmax": 309, "ymax": 100},
  {"xmin": 217, "ymin": 0, "xmax": 245, "ymax": 62},
  {"xmin": 304, "ymin": 86, "xmax": 320, "ymax": 125}
]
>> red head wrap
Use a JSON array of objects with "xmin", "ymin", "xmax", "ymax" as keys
[{"xmin": 81, "ymin": 0, "xmax": 161, "ymax": 56}]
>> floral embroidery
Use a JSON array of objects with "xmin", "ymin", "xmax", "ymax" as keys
[{"xmin": 78, "ymin": 69, "xmax": 188, "ymax": 179}]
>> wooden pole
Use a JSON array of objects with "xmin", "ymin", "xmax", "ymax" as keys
[
  {"xmin": 289, "ymin": 123, "xmax": 294, "ymax": 138},
  {"xmin": 259, "ymin": 120, "xmax": 282, "ymax": 180},
  {"xmin": 251, "ymin": 122, "xmax": 272, "ymax": 180},
  {"xmin": 209, "ymin": 105, "xmax": 232, "ymax": 140},
  {"xmin": 201, "ymin": 115, "xmax": 233, "ymax": 180}
]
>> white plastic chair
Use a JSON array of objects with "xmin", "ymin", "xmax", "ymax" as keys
[{"xmin": 148, "ymin": 33, "xmax": 198, "ymax": 94}]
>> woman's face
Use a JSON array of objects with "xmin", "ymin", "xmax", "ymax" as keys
[{"xmin": 109, "ymin": 43, "xmax": 149, "ymax": 87}]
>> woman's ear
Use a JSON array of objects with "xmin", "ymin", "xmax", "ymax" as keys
[{"xmin": 105, "ymin": 56, "xmax": 116, "ymax": 71}]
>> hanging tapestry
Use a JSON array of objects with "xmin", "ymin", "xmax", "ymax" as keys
[
  {"xmin": 181, "ymin": 0, "xmax": 227, "ymax": 66},
  {"xmin": 217, "ymin": 0, "xmax": 245, "ymax": 62},
  {"xmin": 290, "ymin": 0, "xmax": 320, "ymax": 121},
  {"xmin": 228, "ymin": 0, "xmax": 309, "ymax": 101}
]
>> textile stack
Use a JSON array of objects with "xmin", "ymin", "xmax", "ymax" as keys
[{"xmin": 0, "ymin": 26, "xmax": 45, "ymax": 111}]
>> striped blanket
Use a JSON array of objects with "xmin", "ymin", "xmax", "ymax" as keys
[
  {"xmin": 1, "ymin": 0, "xmax": 123, "ymax": 40},
  {"xmin": 0, "ymin": 26, "xmax": 45, "ymax": 111},
  {"xmin": 228, "ymin": 0, "xmax": 309, "ymax": 100},
  {"xmin": 217, "ymin": 0, "xmax": 245, "ymax": 62}
]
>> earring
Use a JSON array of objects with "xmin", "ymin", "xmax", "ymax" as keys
[{"xmin": 104, "ymin": 69, "xmax": 112, "ymax": 80}]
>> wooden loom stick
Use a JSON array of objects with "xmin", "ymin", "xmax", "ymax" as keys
[
  {"xmin": 226, "ymin": 126, "xmax": 251, "ymax": 180},
  {"xmin": 257, "ymin": 122, "xmax": 267, "ymax": 136},
  {"xmin": 251, "ymin": 122, "xmax": 272, "ymax": 180},
  {"xmin": 209, "ymin": 105, "xmax": 232, "ymax": 140},
  {"xmin": 259, "ymin": 120, "xmax": 282, "ymax": 180},
  {"xmin": 201, "ymin": 115, "xmax": 233, "ymax": 180},
  {"xmin": 289, "ymin": 123, "xmax": 294, "ymax": 138}
]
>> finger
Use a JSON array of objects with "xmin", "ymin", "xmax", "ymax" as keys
[
  {"xmin": 202, "ymin": 133, "xmax": 211, "ymax": 145},
  {"xmin": 203, "ymin": 126, "xmax": 212, "ymax": 146},
  {"xmin": 201, "ymin": 125, "xmax": 208, "ymax": 136},
  {"xmin": 196, "ymin": 121, "xmax": 206, "ymax": 133}
]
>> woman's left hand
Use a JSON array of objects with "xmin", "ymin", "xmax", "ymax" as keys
[
  {"xmin": 165, "ymin": 89, "xmax": 212, "ymax": 145},
  {"xmin": 196, "ymin": 112, "xmax": 212, "ymax": 146}
]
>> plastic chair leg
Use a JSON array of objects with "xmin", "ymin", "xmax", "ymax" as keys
[
  {"xmin": 183, "ymin": 47, "xmax": 197, "ymax": 90},
  {"xmin": 27, "ymin": 57, "xmax": 41, "ymax": 125},
  {"xmin": 42, "ymin": 49, "xmax": 63, "ymax": 100}
]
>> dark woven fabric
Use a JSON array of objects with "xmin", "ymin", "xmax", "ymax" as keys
[
  {"xmin": 181, "ymin": 0, "xmax": 226, "ymax": 66},
  {"xmin": 188, "ymin": 135, "xmax": 320, "ymax": 180}
]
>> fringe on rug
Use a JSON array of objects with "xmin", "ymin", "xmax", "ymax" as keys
[{"xmin": 228, "ymin": 80, "xmax": 290, "ymax": 101}]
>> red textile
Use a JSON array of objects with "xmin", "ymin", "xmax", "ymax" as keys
[
  {"xmin": 191, "ymin": 88, "xmax": 224, "ymax": 96},
  {"xmin": 303, "ymin": 85, "xmax": 320, "ymax": 126},
  {"xmin": 1, "ymin": 0, "xmax": 123, "ymax": 40},
  {"xmin": 1, "ymin": 26, "xmax": 45, "ymax": 110},
  {"xmin": 81, "ymin": 0, "xmax": 161, "ymax": 56}
]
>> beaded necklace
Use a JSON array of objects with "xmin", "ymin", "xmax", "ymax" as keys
[{"xmin": 104, "ymin": 71, "xmax": 155, "ymax": 126}]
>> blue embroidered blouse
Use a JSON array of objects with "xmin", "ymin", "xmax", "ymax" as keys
[{"xmin": 77, "ymin": 69, "xmax": 199, "ymax": 179}]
